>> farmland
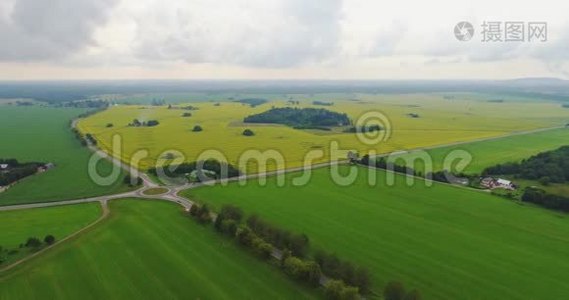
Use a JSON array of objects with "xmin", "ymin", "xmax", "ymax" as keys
[
  {"xmin": 183, "ymin": 166, "xmax": 569, "ymax": 300},
  {"xmin": 387, "ymin": 127, "xmax": 569, "ymax": 174},
  {"xmin": 0, "ymin": 203, "xmax": 101, "ymax": 266},
  {"xmin": 77, "ymin": 93, "xmax": 569, "ymax": 173},
  {"xmin": 0, "ymin": 106, "xmax": 130, "ymax": 206},
  {"xmin": 0, "ymin": 199, "xmax": 317, "ymax": 300}
]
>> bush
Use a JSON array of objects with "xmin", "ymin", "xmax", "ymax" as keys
[
  {"xmin": 252, "ymin": 237, "xmax": 273, "ymax": 259},
  {"xmin": 192, "ymin": 125, "xmax": 203, "ymax": 132},
  {"xmin": 44, "ymin": 235, "xmax": 56, "ymax": 245},
  {"xmin": 106, "ymin": 123, "xmax": 113, "ymax": 128},
  {"xmin": 25, "ymin": 237, "xmax": 42, "ymax": 248},
  {"xmin": 283, "ymin": 256, "xmax": 322, "ymax": 286},
  {"xmin": 242, "ymin": 129, "xmax": 255, "ymax": 136},
  {"xmin": 325, "ymin": 280, "xmax": 360, "ymax": 300},
  {"xmin": 188, "ymin": 204, "xmax": 212, "ymax": 224},
  {"xmin": 182, "ymin": 112, "xmax": 192, "ymax": 117}
]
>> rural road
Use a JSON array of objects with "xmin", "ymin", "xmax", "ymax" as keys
[{"xmin": 2, "ymin": 124, "xmax": 565, "ymax": 213}]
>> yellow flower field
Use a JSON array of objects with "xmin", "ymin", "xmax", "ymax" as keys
[{"xmin": 77, "ymin": 94, "xmax": 569, "ymax": 173}]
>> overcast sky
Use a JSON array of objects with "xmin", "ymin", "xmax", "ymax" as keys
[{"xmin": 1, "ymin": 0, "xmax": 568, "ymax": 80}]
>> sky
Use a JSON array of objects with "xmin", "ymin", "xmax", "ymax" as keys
[{"xmin": 0, "ymin": 0, "xmax": 568, "ymax": 80}]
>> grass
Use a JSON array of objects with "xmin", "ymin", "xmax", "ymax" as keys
[
  {"xmin": 0, "ymin": 203, "xmax": 101, "ymax": 266},
  {"xmin": 142, "ymin": 187, "xmax": 168, "ymax": 195},
  {"xmin": 388, "ymin": 127, "xmax": 569, "ymax": 174},
  {"xmin": 183, "ymin": 166, "xmax": 569, "ymax": 300},
  {"xmin": 0, "ymin": 106, "xmax": 130, "ymax": 206},
  {"xmin": 0, "ymin": 199, "xmax": 318, "ymax": 299},
  {"xmin": 77, "ymin": 93, "xmax": 569, "ymax": 172}
]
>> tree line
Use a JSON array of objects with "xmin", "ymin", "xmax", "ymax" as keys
[
  {"xmin": 0, "ymin": 235, "xmax": 56, "ymax": 265},
  {"xmin": 0, "ymin": 159, "xmax": 45, "ymax": 187},
  {"xmin": 483, "ymin": 146, "xmax": 569, "ymax": 185},
  {"xmin": 522, "ymin": 187, "xmax": 569, "ymax": 212},
  {"xmin": 148, "ymin": 159, "xmax": 241, "ymax": 182},
  {"xmin": 187, "ymin": 203, "xmax": 421, "ymax": 299}
]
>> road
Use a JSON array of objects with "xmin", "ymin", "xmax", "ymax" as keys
[{"xmin": 2, "ymin": 124, "xmax": 565, "ymax": 213}]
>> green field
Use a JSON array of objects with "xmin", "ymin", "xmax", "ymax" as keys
[
  {"xmin": 0, "ymin": 200, "xmax": 317, "ymax": 299},
  {"xmin": 388, "ymin": 127, "xmax": 569, "ymax": 174},
  {"xmin": 0, "ymin": 203, "xmax": 101, "ymax": 265},
  {"xmin": 183, "ymin": 166, "xmax": 569, "ymax": 300},
  {"xmin": 0, "ymin": 106, "xmax": 130, "ymax": 206}
]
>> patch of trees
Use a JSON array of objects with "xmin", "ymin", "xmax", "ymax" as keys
[
  {"xmin": 128, "ymin": 119, "xmax": 160, "ymax": 127},
  {"xmin": 106, "ymin": 123, "xmax": 114, "ymax": 128},
  {"xmin": 407, "ymin": 113, "xmax": 420, "ymax": 118},
  {"xmin": 483, "ymin": 146, "xmax": 569, "ymax": 184},
  {"xmin": 242, "ymin": 129, "xmax": 255, "ymax": 136},
  {"xmin": 147, "ymin": 159, "xmax": 241, "ymax": 181},
  {"xmin": 192, "ymin": 125, "xmax": 203, "ymax": 132},
  {"xmin": 182, "ymin": 112, "xmax": 192, "ymax": 117},
  {"xmin": 169, "ymin": 105, "xmax": 199, "ymax": 111},
  {"xmin": 235, "ymin": 98, "xmax": 268, "ymax": 107},
  {"xmin": 151, "ymin": 98, "xmax": 166, "ymax": 106},
  {"xmin": 313, "ymin": 101, "xmax": 334, "ymax": 106},
  {"xmin": 0, "ymin": 234, "xmax": 57, "ymax": 264},
  {"xmin": 187, "ymin": 203, "xmax": 377, "ymax": 299},
  {"xmin": 246, "ymin": 214, "xmax": 310, "ymax": 257},
  {"xmin": 61, "ymin": 99, "xmax": 109, "ymax": 109},
  {"xmin": 315, "ymin": 250, "xmax": 372, "ymax": 294},
  {"xmin": 244, "ymin": 107, "xmax": 351, "ymax": 128},
  {"xmin": 521, "ymin": 187, "xmax": 569, "ymax": 212},
  {"xmin": 343, "ymin": 125, "xmax": 382, "ymax": 133},
  {"xmin": 0, "ymin": 159, "xmax": 45, "ymax": 186},
  {"xmin": 123, "ymin": 175, "xmax": 143, "ymax": 187}
]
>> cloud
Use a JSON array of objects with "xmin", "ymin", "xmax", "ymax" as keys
[
  {"xmin": 130, "ymin": 0, "xmax": 343, "ymax": 68},
  {"xmin": 0, "ymin": 0, "xmax": 118, "ymax": 61}
]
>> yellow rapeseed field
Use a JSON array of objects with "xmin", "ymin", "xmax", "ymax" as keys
[{"xmin": 77, "ymin": 94, "xmax": 569, "ymax": 172}]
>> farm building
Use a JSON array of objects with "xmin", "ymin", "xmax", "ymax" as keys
[
  {"xmin": 0, "ymin": 164, "xmax": 8, "ymax": 170},
  {"xmin": 480, "ymin": 177, "xmax": 517, "ymax": 190}
]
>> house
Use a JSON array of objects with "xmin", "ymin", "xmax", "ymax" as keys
[
  {"xmin": 480, "ymin": 177, "xmax": 516, "ymax": 190},
  {"xmin": 0, "ymin": 164, "xmax": 8, "ymax": 170}
]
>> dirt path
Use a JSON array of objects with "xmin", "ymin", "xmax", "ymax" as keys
[{"xmin": 0, "ymin": 200, "xmax": 110, "ymax": 274}]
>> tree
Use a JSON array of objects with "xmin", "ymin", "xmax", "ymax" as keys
[
  {"xmin": 325, "ymin": 280, "xmax": 360, "ymax": 300},
  {"xmin": 106, "ymin": 123, "xmax": 113, "ymax": 128},
  {"xmin": 182, "ymin": 112, "xmax": 192, "ymax": 117},
  {"xmin": 123, "ymin": 175, "xmax": 142, "ymax": 187},
  {"xmin": 44, "ymin": 235, "xmax": 56, "ymax": 245},
  {"xmin": 25, "ymin": 237, "xmax": 42, "ymax": 248},
  {"xmin": 242, "ymin": 129, "xmax": 255, "ymax": 136},
  {"xmin": 384, "ymin": 281, "xmax": 406, "ymax": 300},
  {"xmin": 192, "ymin": 125, "xmax": 203, "ymax": 132}
]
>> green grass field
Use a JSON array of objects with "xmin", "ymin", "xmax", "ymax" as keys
[
  {"xmin": 388, "ymin": 127, "xmax": 569, "ymax": 174},
  {"xmin": 0, "ymin": 203, "xmax": 101, "ymax": 265},
  {"xmin": 0, "ymin": 199, "xmax": 318, "ymax": 299},
  {"xmin": 183, "ymin": 166, "xmax": 569, "ymax": 300},
  {"xmin": 0, "ymin": 106, "xmax": 130, "ymax": 206}
]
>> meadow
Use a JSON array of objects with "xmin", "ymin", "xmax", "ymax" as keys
[
  {"xmin": 387, "ymin": 127, "xmax": 569, "ymax": 174},
  {"xmin": 0, "ymin": 203, "xmax": 101, "ymax": 266},
  {"xmin": 0, "ymin": 199, "xmax": 318, "ymax": 300},
  {"xmin": 77, "ymin": 93, "xmax": 569, "ymax": 173},
  {"xmin": 183, "ymin": 166, "xmax": 569, "ymax": 300},
  {"xmin": 0, "ymin": 106, "xmax": 130, "ymax": 206}
]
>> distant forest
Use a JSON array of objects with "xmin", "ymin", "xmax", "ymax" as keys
[
  {"xmin": 0, "ymin": 159, "xmax": 44, "ymax": 187},
  {"xmin": 483, "ymin": 146, "xmax": 569, "ymax": 184},
  {"xmin": 244, "ymin": 107, "xmax": 350, "ymax": 128}
]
